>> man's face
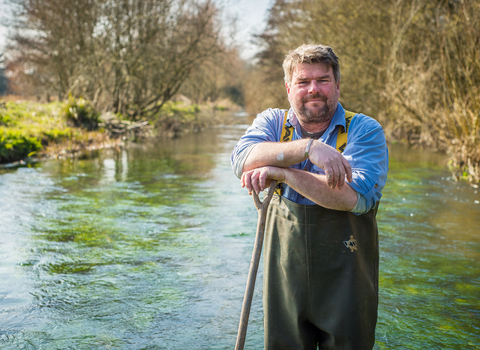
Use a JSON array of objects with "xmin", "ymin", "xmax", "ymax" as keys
[{"xmin": 286, "ymin": 63, "xmax": 340, "ymax": 126}]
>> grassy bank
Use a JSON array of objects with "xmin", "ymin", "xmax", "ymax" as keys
[
  {"xmin": 0, "ymin": 97, "xmax": 238, "ymax": 165},
  {"xmin": 0, "ymin": 98, "xmax": 118, "ymax": 165}
]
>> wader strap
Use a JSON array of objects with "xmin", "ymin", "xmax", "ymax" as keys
[
  {"xmin": 275, "ymin": 111, "xmax": 292, "ymax": 195},
  {"xmin": 275, "ymin": 110, "xmax": 357, "ymax": 195},
  {"xmin": 336, "ymin": 110, "xmax": 356, "ymax": 153},
  {"xmin": 279, "ymin": 110, "xmax": 293, "ymax": 142}
]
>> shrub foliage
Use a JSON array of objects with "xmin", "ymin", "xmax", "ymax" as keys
[
  {"xmin": 0, "ymin": 129, "xmax": 42, "ymax": 163},
  {"xmin": 63, "ymin": 96, "xmax": 100, "ymax": 130}
]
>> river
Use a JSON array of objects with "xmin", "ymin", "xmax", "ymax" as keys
[{"xmin": 0, "ymin": 116, "xmax": 479, "ymax": 349}]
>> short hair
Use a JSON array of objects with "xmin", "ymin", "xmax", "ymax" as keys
[{"xmin": 283, "ymin": 44, "xmax": 340, "ymax": 84}]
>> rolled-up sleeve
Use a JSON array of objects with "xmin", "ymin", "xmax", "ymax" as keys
[
  {"xmin": 342, "ymin": 116, "xmax": 389, "ymax": 211},
  {"xmin": 231, "ymin": 109, "xmax": 283, "ymax": 179}
]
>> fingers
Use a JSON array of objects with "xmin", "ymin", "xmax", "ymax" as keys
[
  {"xmin": 344, "ymin": 159, "xmax": 353, "ymax": 183},
  {"xmin": 325, "ymin": 161, "xmax": 351, "ymax": 189},
  {"xmin": 258, "ymin": 171, "xmax": 268, "ymax": 192},
  {"xmin": 325, "ymin": 167, "xmax": 334, "ymax": 188},
  {"xmin": 250, "ymin": 171, "xmax": 261, "ymax": 194},
  {"xmin": 241, "ymin": 168, "xmax": 267, "ymax": 194},
  {"xmin": 241, "ymin": 171, "xmax": 252, "ymax": 194},
  {"xmin": 241, "ymin": 167, "xmax": 283, "ymax": 195},
  {"xmin": 335, "ymin": 164, "xmax": 345, "ymax": 189},
  {"xmin": 308, "ymin": 143, "xmax": 353, "ymax": 188},
  {"xmin": 252, "ymin": 173, "xmax": 260, "ymax": 194}
]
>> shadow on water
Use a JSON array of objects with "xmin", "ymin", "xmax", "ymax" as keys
[{"xmin": 0, "ymin": 126, "xmax": 479, "ymax": 349}]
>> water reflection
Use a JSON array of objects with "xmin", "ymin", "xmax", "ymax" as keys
[
  {"xmin": 376, "ymin": 144, "xmax": 480, "ymax": 349},
  {"xmin": 121, "ymin": 149, "xmax": 128, "ymax": 182},
  {"xmin": 0, "ymin": 126, "xmax": 479, "ymax": 349},
  {"xmin": 102, "ymin": 158, "xmax": 116, "ymax": 184}
]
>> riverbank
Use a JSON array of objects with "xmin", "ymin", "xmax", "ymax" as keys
[{"xmin": 0, "ymin": 96, "xmax": 241, "ymax": 166}]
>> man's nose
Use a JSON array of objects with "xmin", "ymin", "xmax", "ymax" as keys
[{"xmin": 308, "ymin": 81, "xmax": 320, "ymax": 94}]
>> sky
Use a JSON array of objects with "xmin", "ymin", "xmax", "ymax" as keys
[
  {"xmin": 0, "ymin": 0, "xmax": 9, "ymax": 55},
  {"xmin": 218, "ymin": 0, "xmax": 273, "ymax": 59},
  {"xmin": 0, "ymin": 0, "xmax": 273, "ymax": 60}
]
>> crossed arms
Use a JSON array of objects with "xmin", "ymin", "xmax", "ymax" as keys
[{"xmin": 240, "ymin": 139, "xmax": 358, "ymax": 212}]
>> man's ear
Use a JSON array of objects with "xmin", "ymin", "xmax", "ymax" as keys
[{"xmin": 285, "ymin": 81, "xmax": 290, "ymax": 95}]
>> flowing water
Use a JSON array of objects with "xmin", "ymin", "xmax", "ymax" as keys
[{"xmin": 0, "ymin": 116, "xmax": 479, "ymax": 349}]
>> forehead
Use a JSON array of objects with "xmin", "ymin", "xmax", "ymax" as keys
[{"xmin": 292, "ymin": 63, "xmax": 333, "ymax": 79}]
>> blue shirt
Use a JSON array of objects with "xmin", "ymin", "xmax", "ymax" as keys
[{"xmin": 231, "ymin": 103, "xmax": 389, "ymax": 213}]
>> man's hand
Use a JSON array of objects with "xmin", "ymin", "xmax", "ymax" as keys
[
  {"xmin": 241, "ymin": 166, "xmax": 286, "ymax": 195},
  {"xmin": 241, "ymin": 165, "xmax": 357, "ymax": 211},
  {"xmin": 308, "ymin": 140, "xmax": 352, "ymax": 189}
]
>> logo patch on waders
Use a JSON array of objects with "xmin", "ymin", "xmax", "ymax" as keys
[{"xmin": 343, "ymin": 235, "xmax": 357, "ymax": 252}]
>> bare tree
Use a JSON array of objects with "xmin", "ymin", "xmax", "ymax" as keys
[
  {"xmin": 179, "ymin": 46, "xmax": 246, "ymax": 106},
  {"xmin": 6, "ymin": 0, "xmax": 225, "ymax": 119},
  {"xmin": 384, "ymin": 0, "xmax": 480, "ymax": 178}
]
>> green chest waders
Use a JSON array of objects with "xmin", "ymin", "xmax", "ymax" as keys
[{"xmin": 263, "ymin": 195, "xmax": 379, "ymax": 350}]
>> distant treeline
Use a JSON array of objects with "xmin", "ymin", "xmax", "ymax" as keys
[{"xmin": 2, "ymin": 0, "xmax": 479, "ymax": 179}]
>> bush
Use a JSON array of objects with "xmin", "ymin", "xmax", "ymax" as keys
[
  {"xmin": 0, "ymin": 112, "xmax": 12, "ymax": 126},
  {"xmin": 42, "ymin": 128, "xmax": 73, "ymax": 145},
  {"xmin": 153, "ymin": 101, "xmax": 202, "ymax": 136},
  {"xmin": 0, "ymin": 129, "xmax": 42, "ymax": 163},
  {"xmin": 0, "ymin": 103, "xmax": 15, "ymax": 126},
  {"xmin": 63, "ymin": 96, "xmax": 100, "ymax": 130},
  {"xmin": 158, "ymin": 101, "xmax": 199, "ymax": 121}
]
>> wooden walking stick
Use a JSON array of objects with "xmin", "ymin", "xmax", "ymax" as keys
[{"xmin": 235, "ymin": 180, "xmax": 278, "ymax": 350}]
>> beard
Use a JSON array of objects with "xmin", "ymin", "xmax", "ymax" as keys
[{"xmin": 297, "ymin": 93, "xmax": 333, "ymax": 124}]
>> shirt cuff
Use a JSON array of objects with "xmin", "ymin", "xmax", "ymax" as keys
[
  {"xmin": 350, "ymin": 192, "xmax": 370, "ymax": 214},
  {"xmin": 233, "ymin": 144, "xmax": 258, "ymax": 178}
]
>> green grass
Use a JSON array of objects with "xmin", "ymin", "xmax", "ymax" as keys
[
  {"xmin": 0, "ymin": 97, "xmax": 226, "ymax": 164},
  {"xmin": 0, "ymin": 100, "xmax": 91, "ymax": 164},
  {"xmin": 157, "ymin": 101, "xmax": 200, "ymax": 122}
]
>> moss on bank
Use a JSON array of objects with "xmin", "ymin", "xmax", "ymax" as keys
[
  {"xmin": 0, "ymin": 99, "xmax": 123, "ymax": 164},
  {"xmin": 0, "ymin": 97, "xmax": 239, "ymax": 165}
]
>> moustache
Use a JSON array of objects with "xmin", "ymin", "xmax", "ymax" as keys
[{"xmin": 302, "ymin": 94, "xmax": 327, "ymax": 103}]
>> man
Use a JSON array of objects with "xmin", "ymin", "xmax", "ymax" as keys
[{"xmin": 231, "ymin": 44, "xmax": 388, "ymax": 350}]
